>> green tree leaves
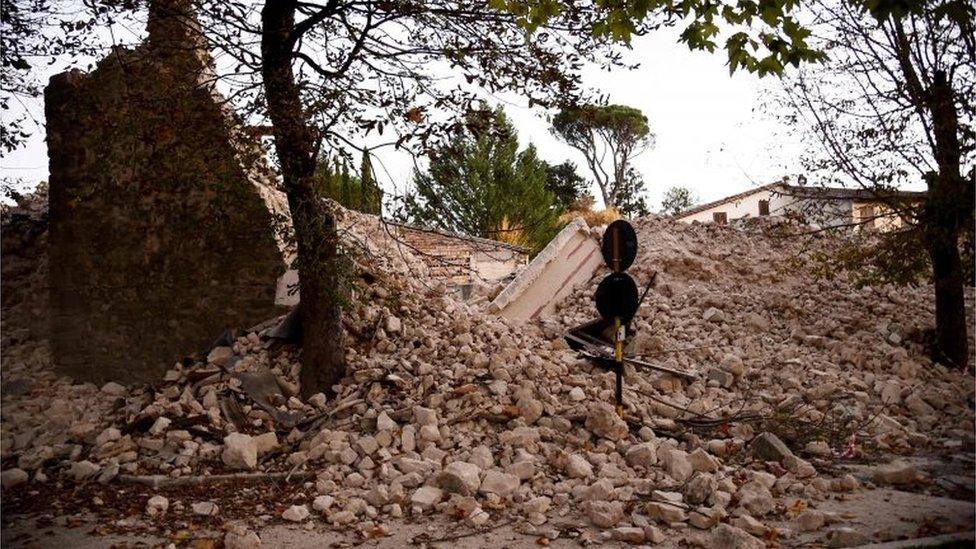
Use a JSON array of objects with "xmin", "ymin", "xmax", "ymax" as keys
[
  {"xmin": 312, "ymin": 151, "xmax": 382, "ymax": 215},
  {"xmin": 551, "ymin": 103, "xmax": 653, "ymax": 216},
  {"xmin": 504, "ymin": 0, "xmax": 829, "ymax": 76},
  {"xmin": 542, "ymin": 160, "xmax": 591, "ymax": 210},
  {"xmin": 659, "ymin": 186, "xmax": 698, "ymax": 215},
  {"xmin": 399, "ymin": 107, "xmax": 562, "ymax": 252},
  {"xmin": 358, "ymin": 149, "xmax": 382, "ymax": 215}
]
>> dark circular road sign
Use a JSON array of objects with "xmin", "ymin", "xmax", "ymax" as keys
[
  {"xmin": 594, "ymin": 272, "xmax": 639, "ymax": 323},
  {"xmin": 601, "ymin": 220, "xmax": 637, "ymax": 272}
]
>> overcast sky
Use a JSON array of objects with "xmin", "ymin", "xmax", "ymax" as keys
[
  {"xmin": 499, "ymin": 28, "xmax": 803, "ymax": 210},
  {"xmin": 1, "ymin": 24, "xmax": 803, "ymax": 211}
]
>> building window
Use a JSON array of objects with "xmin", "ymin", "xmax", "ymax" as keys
[
  {"xmin": 759, "ymin": 200, "xmax": 769, "ymax": 216},
  {"xmin": 713, "ymin": 212, "xmax": 728, "ymax": 225}
]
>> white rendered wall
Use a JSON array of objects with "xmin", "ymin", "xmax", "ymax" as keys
[
  {"xmin": 678, "ymin": 189, "xmax": 788, "ymax": 223},
  {"xmin": 678, "ymin": 189, "xmax": 855, "ymax": 228},
  {"xmin": 491, "ymin": 219, "xmax": 602, "ymax": 321}
]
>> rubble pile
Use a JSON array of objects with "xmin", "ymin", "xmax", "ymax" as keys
[
  {"xmin": 548, "ymin": 216, "xmax": 974, "ymax": 452},
  {"xmin": 1, "ymin": 200, "xmax": 973, "ymax": 546}
]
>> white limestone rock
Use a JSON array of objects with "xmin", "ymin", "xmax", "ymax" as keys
[
  {"xmin": 625, "ymin": 442, "xmax": 658, "ymax": 469},
  {"xmin": 737, "ymin": 481, "xmax": 775, "ymax": 516},
  {"xmin": 410, "ymin": 486, "xmax": 443, "ymax": 511},
  {"xmin": 224, "ymin": 525, "xmax": 261, "ymax": 549},
  {"xmin": 69, "ymin": 460, "xmax": 100, "ymax": 482},
  {"xmin": 192, "ymin": 501, "xmax": 219, "ymax": 516},
  {"xmin": 517, "ymin": 397, "xmax": 544, "ymax": 424},
  {"xmin": 146, "ymin": 495, "xmax": 169, "ymax": 517},
  {"xmin": 721, "ymin": 353, "xmax": 745, "ymax": 377},
  {"xmin": 100, "ymin": 382, "xmax": 128, "ymax": 397},
  {"xmin": 703, "ymin": 307, "xmax": 726, "ymax": 323},
  {"xmin": 783, "ymin": 454, "xmax": 817, "ymax": 478},
  {"xmin": 524, "ymin": 496, "xmax": 551, "ymax": 515},
  {"xmin": 222, "ymin": 433, "xmax": 258, "ymax": 470},
  {"xmin": 376, "ymin": 411, "xmax": 397, "ymax": 431},
  {"xmin": 253, "ymin": 432, "xmax": 279, "ymax": 455},
  {"xmin": 584, "ymin": 479, "xmax": 615, "ymax": 501},
  {"xmin": 148, "ymin": 416, "xmax": 171, "ymax": 435},
  {"xmin": 565, "ymin": 454, "xmax": 594, "ymax": 479},
  {"xmin": 586, "ymin": 500, "xmax": 624, "ymax": 528},
  {"xmin": 401, "ymin": 425, "xmax": 416, "ymax": 452},
  {"xmin": 479, "ymin": 470, "xmax": 520, "ymax": 497},
  {"xmin": 282, "ymin": 505, "xmax": 310, "ymax": 522},
  {"xmin": 1, "ymin": 468, "xmax": 28, "ymax": 490},
  {"xmin": 711, "ymin": 523, "xmax": 764, "ymax": 549},
  {"xmin": 797, "ymin": 509, "xmax": 825, "ymax": 531},
  {"xmin": 827, "ymin": 527, "xmax": 871, "ymax": 548},
  {"xmin": 385, "ymin": 315, "xmax": 402, "ymax": 334},
  {"xmin": 645, "ymin": 502, "xmax": 687, "ymax": 523},
  {"xmin": 611, "ymin": 526, "xmax": 645, "ymax": 544},
  {"xmin": 750, "ymin": 431, "xmax": 794, "ymax": 462},
  {"xmin": 414, "ymin": 406, "xmax": 438, "ymax": 426},
  {"xmin": 437, "ymin": 461, "xmax": 482, "ymax": 495},
  {"xmin": 872, "ymin": 460, "xmax": 917, "ymax": 486},
  {"xmin": 732, "ymin": 515, "xmax": 767, "ymax": 536},
  {"xmin": 660, "ymin": 448, "xmax": 693, "ymax": 483},
  {"xmin": 207, "ymin": 346, "xmax": 235, "ymax": 366},
  {"xmin": 585, "ymin": 402, "xmax": 628, "ymax": 441},
  {"xmin": 688, "ymin": 448, "xmax": 720, "ymax": 473},
  {"xmin": 469, "ymin": 445, "xmax": 494, "ymax": 469},
  {"xmin": 95, "ymin": 427, "xmax": 122, "ymax": 447}
]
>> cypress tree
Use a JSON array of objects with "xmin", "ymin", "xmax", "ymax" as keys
[
  {"xmin": 339, "ymin": 161, "xmax": 353, "ymax": 209},
  {"xmin": 360, "ymin": 149, "xmax": 381, "ymax": 214}
]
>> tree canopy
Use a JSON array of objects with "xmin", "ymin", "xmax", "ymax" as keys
[
  {"xmin": 660, "ymin": 186, "xmax": 697, "ymax": 216},
  {"xmin": 250, "ymin": 0, "xmax": 637, "ymax": 394},
  {"xmin": 311, "ymin": 150, "xmax": 383, "ymax": 215},
  {"xmin": 778, "ymin": 0, "xmax": 974, "ymax": 367},
  {"xmin": 551, "ymin": 104, "xmax": 653, "ymax": 216},
  {"xmin": 398, "ymin": 107, "xmax": 562, "ymax": 252},
  {"xmin": 498, "ymin": 0, "xmax": 943, "ymax": 77},
  {"xmin": 542, "ymin": 160, "xmax": 591, "ymax": 211},
  {"xmin": 494, "ymin": 0, "xmax": 826, "ymax": 76},
  {"xmin": 0, "ymin": 0, "xmax": 133, "ymax": 152}
]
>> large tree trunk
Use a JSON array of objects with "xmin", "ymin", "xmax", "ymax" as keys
[
  {"xmin": 926, "ymin": 222, "xmax": 968, "ymax": 368},
  {"xmin": 261, "ymin": 0, "xmax": 346, "ymax": 396},
  {"xmin": 923, "ymin": 71, "xmax": 971, "ymax": 369}
]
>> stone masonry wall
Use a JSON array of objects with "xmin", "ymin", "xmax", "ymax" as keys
[
  {"xmin": 45, "ymin": 1, "xmax": 288, "ymax": 384},
  {"xmin": 396, "ymin": 225, "xmax": 528, "ymax": 285}
]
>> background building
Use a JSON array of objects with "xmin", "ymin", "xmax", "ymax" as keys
[{"xmin": 674, "ymin": 179, "xmax": 926, "ymax": 231}]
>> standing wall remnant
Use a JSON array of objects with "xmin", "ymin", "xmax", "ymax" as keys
[{"xmin": 45, "ymin": 0, "xmax": 291, "ymax": 384}]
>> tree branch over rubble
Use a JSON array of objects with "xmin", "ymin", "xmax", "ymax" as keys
[
  {"xmin": 776, "ymin": 0, "xmax": 974, "ymax": 369},
  {"xmin": 213, "ymin": 0, "xmax": 636, "ymax": 397}
]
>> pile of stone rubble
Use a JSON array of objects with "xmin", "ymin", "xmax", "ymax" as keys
[{"xmin": 1, "ymin": 196, "xmax": 973, "ymax": 547}]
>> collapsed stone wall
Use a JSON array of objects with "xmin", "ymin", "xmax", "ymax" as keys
[
  {"xmin": 1, "ymin": 185, "xmax": 49, "ymax": 347},
  {"xmin": 394, "ymin": 224, "xmax": 528, "ymax": 285},
  {"xmin": 44, "ymin": 1, "xmax": 289, "ymax": 384}
]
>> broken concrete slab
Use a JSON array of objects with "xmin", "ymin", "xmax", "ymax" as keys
[{"xmin": 491, "ymin": 218, "xmax": 602, "ymax": 321}]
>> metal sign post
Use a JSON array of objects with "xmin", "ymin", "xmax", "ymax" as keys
[
  {"xmin": 614, "ymin": 318, "xmax": 624, "ymax": 416},
  {"xmin": 595, "ymin": 220, "xmax": 639, "ymax": 418}
]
